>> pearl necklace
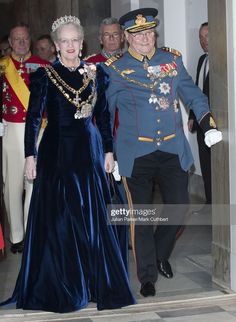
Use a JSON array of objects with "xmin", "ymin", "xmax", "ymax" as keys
[{"xmin": 58, "ymin": 57, "xmax": 81, "ymax": 72}]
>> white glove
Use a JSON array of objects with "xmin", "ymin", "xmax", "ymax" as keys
[
  {"xmin": 0, "ymin": 122, "xmax": 7, "ymax": 137},
  {"xmin": 204, "ymin": 129, "xmax": 222, "ymax": 147},
  {"xmin": 112, "ymin": 161, "xmax": 121, "ymax": 181}
]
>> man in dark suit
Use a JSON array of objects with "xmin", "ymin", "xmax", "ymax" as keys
[{"xmin": 188, "ymin": 22, "xmax": 211, "ymax": 211}]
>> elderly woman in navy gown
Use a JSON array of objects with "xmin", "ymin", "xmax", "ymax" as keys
[{"xmin": 1, "ymin": 16, "xmax": 135, "ymax": 313}]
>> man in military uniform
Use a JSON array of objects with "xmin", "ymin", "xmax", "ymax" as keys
[
  {"xmin": 86, "ymin": 17, "xmax": 124, "ymax": 64},
  {"xmin": 104, "ymin": 8, "xmax": 222, "ymax": 297},
  {"xmin": 0, "ymin": 23, "xmax": 48, "ymax": 254},
  {"xmin": 86, "ymin": 16, "xmax": 123, "ymax": 140},
  {"xmin": 86, "ymin": 17, "xmax": 124, "ymax": 184}
]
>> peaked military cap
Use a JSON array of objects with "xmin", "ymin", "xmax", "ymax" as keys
[{"xmin": 119, "ymin": 7, "xmax": 158, "ymax": 33}]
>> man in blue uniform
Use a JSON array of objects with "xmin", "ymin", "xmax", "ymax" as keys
[{"xmin": 104, "ymin": 8, "xmax": 222, "ymax": 297}]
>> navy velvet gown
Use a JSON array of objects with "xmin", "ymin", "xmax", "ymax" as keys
[{"xmin": 3, "ymin": 60, "xmax": 135, "ymax": 313}]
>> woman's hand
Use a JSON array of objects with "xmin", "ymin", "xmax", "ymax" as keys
[
  {"xmin": 104, "ymin": 152, "xmax": 115, "ymax": 173},
  {"xmin": 24, "ymin": 156, "xmax": 37, "ymax": 180}
]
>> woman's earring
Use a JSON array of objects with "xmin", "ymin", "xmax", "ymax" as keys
[
  {"xmin": 57, "ymin": 50, "xmax": 61, "ymax": 58},
  {"xmin": 79, "ymin": 47, "xmax": 82, "ymax": 57}
]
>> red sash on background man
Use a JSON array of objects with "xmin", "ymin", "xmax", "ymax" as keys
[
  {"xmin": 0, "ymin": 55, "xmax": 48, "ymax": 128},
  {"xmin": 1, "ymin": 56, "xmax": 30, "ymax": 110}
]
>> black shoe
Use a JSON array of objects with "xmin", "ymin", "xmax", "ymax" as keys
[
  {"xmin": 157, "ymin": 260, "xmax": 173, "ymax": 278},
  {"xmin": 140, "ymin": 281, "xmax": 156, "ymax": 297},
  {"xmin": 10, "ymin": 240, "xmax": 24, "ymax": 254}
]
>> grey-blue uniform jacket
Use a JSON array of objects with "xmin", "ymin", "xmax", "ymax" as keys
[{"xmin": 104, "ymin": 47, "xmax": 216, "ymax": 178}]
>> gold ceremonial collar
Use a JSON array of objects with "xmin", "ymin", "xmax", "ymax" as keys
[
  {"xmin": 11, "ymin": 51, "xmax": 32, "ymax": 63},
  {"xmin": 128, "ymin": 47, "xmax": 155, "ymax": 61}
]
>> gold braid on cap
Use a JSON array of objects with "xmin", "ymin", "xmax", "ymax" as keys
[{"xmin": 52, "ymin": 15, "xmax": 81, "ymax": 32}]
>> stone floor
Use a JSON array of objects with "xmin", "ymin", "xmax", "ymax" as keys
[{"xmin": 0, "ymin": 198, "xmax": 236, "ymax": 321}]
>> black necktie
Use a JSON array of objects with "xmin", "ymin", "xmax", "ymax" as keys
[{"xmin": 203, "ymin": 55, "xmax": 208, "ymax": 83}]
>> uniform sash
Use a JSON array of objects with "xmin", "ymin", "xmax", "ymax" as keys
[{"xmin": 0, "ymin": 56, "xmax": 30, "ymax": 111}]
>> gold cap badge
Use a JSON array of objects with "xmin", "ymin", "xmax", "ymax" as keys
[{"xmin": 135, "ymin": 14, "xmax": 147, "ymax": 26}]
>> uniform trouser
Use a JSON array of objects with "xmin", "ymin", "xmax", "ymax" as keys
[
  {"xmin": 196, "ymin": 126, "xmax": 211, "ymax": 204},
  {"xmin": 125, "ymin": 150, "xmax": 189, "ymax": 284},
  {"xmin": 2, "ymin": 122, "xmax": 44, "ymax": 243},
  {"xmin": 2, "ymin": 122, "xmax": 28, "ymax": 243}
]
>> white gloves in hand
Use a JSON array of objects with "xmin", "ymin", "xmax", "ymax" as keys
[
  {"xmin": 204, "ymin": 129, "xmax": 222, "ymax": 147},
  {"xmin": 112, "ymin": 161, "xmax": 121, "ymax": 181},
  {"xmin": 0, "ymin": 122, "xmax": 7, "ymax": 137}
]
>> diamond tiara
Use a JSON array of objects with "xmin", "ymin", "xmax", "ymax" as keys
[{"xmin": 52, "ymin": 15, "xmax": 81, "ymax": 32}]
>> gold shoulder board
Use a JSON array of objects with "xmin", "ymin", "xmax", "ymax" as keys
[
  {"xmin": 104, "ymin": 55, "xmax": 121, "ymax": 66},
  {"xmin": 162, "ymin": 47, "xmax": 182, "ymax": 57}
]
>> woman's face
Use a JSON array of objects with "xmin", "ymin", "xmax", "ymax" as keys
[{"xmin": 55, "ymin": 23, "xmax": 83, "ymax": 62}]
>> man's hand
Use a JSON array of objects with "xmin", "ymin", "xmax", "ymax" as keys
[{"xmin": 204, "ymin": 129, "xmax": 222, "ymax": 147}]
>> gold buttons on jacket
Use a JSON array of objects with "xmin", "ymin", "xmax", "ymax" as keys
[{"xmin": 9, "ymin": 106, "xmax": 18, "ymax": 114}]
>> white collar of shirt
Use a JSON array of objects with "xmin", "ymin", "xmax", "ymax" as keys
[{"xmin": 199, "ymin": 54, "xmax": 209, "ymax": 90}]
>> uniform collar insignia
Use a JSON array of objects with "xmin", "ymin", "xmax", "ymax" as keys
[
  {"xmin": 146, "ymin": 47, "xmax": 156, "ymax": 60},
  {"xmin": 128, "ymin": 47, "xmax": 156, "ymax": 62}
]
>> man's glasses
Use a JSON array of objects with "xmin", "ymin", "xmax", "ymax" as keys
[
  {"xmin": 102, "ymin": 32, "xmax": 121, "ymax": 39},
  {"xmin": 131, "ymin": 30, "xmax": 155, "ymax": 40}
]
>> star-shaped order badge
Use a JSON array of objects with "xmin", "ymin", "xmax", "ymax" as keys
[
  {"xmin": 157, "ymin": 97, "xmax": 169, "ymax": 110},
  {"xmin": 159, "ymin": 82, "xmax": 170, "ymax": 95}
]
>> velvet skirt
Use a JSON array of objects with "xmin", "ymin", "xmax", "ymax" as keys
[{"xmin": 1, "ymin": 119, "xmax": 135, "ymax": 313}]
